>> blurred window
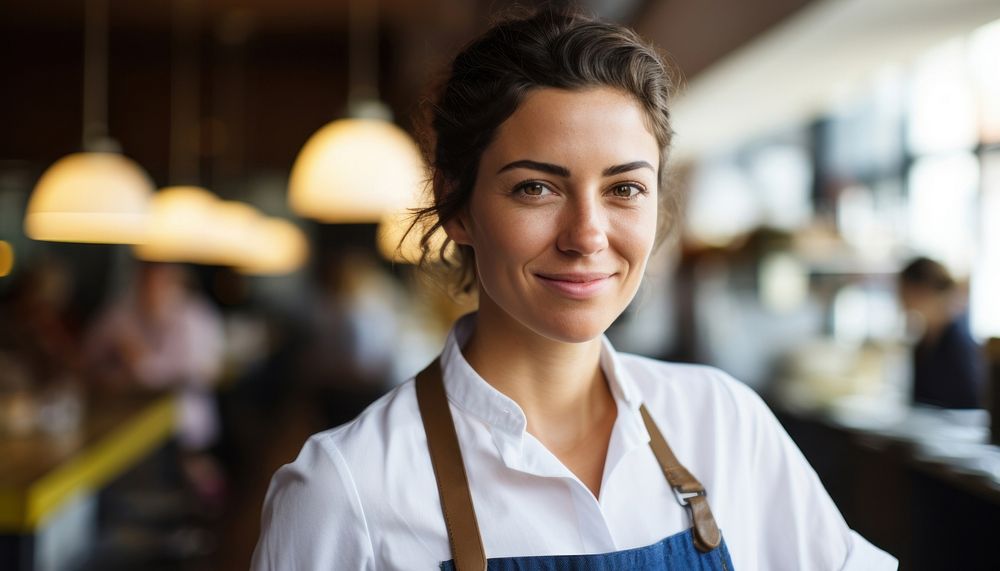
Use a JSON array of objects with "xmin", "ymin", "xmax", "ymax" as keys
[
  {"xmin": 746, "ymin": 144, "xmax": 813, "ymax": 231},
  {"xmin": 686, "ymin": 157, "xmax": 761, "ymax": 246},
  {"xmin": 971, "ymin": 149, "xmax": 1000, "ymax": 339},
  {"xmin": 906, "ymin": 152, "xmax": 979, "ymax": 277},
  {"xmin": 822, "ymin": 67, "xmax": 906, "ymax": 182},
  {"xmin": 970, "ymin": 19, "xmax": 1000, "ymax": 144},
  {"xmin": 832, "ymin": 283, "xmax": 899, "ymax": 344},
  {"xmin": 834, "ymin": 177, "xmax": 906, "ymax": 264},
  {"xmin": 906, "ymin": 39, "xmax": 978, "ymax": 155}
]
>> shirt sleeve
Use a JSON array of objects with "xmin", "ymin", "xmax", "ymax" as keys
[
  {"xmin": 250, "ymin": 434, "xmax": 376, "ymax": 571},
  {"xmin": 842, "ymin": 530, "xmax": 899, "ymax": 570},
  {"xmin": 727, "ymin": 379, "xmax": 898, "ymax": 570}
]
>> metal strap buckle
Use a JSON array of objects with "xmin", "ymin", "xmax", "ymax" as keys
[{"xmin": 672, "ymin": 487, "xmax": 706, "ymax": 507}]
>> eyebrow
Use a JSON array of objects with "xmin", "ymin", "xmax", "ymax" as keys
[
  {"xmin": 602, "ymin": 161, "xmax": 656, "ymax": 176},
  {"xmin": 496, "ymin": 159, "xmax": 655, "ymax": 177}
]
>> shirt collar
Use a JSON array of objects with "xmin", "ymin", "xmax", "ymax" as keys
[{"xmin": 439, "ymin": 313, "xmax": 646, "ymax": 466}]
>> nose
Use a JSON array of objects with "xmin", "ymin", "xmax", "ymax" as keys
[{"xmin": 556, "ymin": 196, "xmax": 609, "ymax": 257}]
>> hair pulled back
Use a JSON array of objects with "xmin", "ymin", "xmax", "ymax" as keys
[
  {"xmin": 900, "ymin": 257, "xmax": 956, "ymax": 292},
  {"xmin": 411, "ymin": 8, "xmax": 677, "ymax": 294}
]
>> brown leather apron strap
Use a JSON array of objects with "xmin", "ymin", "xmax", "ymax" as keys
[
  {"xmin": 640, "ymin": 405, "xmax": 722, "ymax": 552},
  {"xmin": 415, "ymin": 359, "xmax": 488, "ymax": 571},
  {"xmin": 416, "ymin": 355, "xmax": 722, "ymax": 566}
]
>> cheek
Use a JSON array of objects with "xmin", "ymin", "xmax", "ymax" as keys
[
  {"xmin": 470, "ymin": 205, "xmax": 551, "ymax": 264},
  {"xmin": 614, "ymin": 206, "xmax": 658, "ymax": 261}
]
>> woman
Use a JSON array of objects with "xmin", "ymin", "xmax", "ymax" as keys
[{"xmin": 252, "ymin": 10, "xmax": 897, "ymax": 570}]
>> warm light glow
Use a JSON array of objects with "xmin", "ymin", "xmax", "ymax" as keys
[
  {"xmin": 24, "ymin": 152, "xmax": 155, "ymax": 244},
  {"xmin": 203, "ymin": 200, "xmax": 262, "ymax": 267},
  {"xmin": 133, "ymin": 186, "xmax": 218, "ymax": 263},
  {"xmin": 237, "ymin": 217, "xmax": 309, "ymax": 276},
  {"xmin": 376, "ymin": 209, "xmax": 449, "ymax": 265},
  {"xmin": 289, "ymin": 118, "xmax": 424, "ymax": 223},
  {"xmin": 0, "ymin": 241, "xmax": 13, "ymax": 277},
  {"xmin": 136, "ymin": 192, "xmax": 302, "ymax": 272}
]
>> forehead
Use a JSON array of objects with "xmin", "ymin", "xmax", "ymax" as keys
[{"xmin": 482, "ymin": 87, "xmax": 660, "ymax": 171}]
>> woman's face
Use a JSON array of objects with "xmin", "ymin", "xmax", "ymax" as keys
[{"xmin": 446, "ymin": 87, "xmax": 661, "ymax": 343}]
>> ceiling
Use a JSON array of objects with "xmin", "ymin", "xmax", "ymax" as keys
[
  {"xmin": 669, "ymin": 0, "xmax": 1000, "ymax": 161},
  {"xmin": 1, "ymin": 0, "xmax": 816, "ymax": 183}
]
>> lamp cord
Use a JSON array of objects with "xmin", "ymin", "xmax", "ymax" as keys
[
  {"xmin": 348, "ymin": 0, "xmax": 378, "ymax": 104},
  {"xmin": 169, "ymin": 0, "xmax": 201, "ymax": 186},
  {"xmin": 83, "ymin": 0, "xmax": 109, "ymax": 149}
]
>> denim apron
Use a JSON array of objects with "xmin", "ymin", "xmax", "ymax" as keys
[{"xmin": 416, "ymin": 359, "xmax": 736, "ymax": 571}]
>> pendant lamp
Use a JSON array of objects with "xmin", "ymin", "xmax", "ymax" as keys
[
  {"xmin": 200, "ymin": 200, "xmax": 261, "ymax": 266},
  {"xmin": 288, "ymin": 0, "xmax": 424, "ymax": 223},
  {"xmin": 237, "ymin": 217, "xmax": 309, "ymax": 276},
  {"xmin": 133, "ymin": 185, "xmax": 217, "ymax": 262},
  {"xmin": 135, "ymin": 0, "xmax": 220, "ymax": 264},
  {"xmin": 24, "ymin": 0, "xmax": 154, "ymax": 244}
]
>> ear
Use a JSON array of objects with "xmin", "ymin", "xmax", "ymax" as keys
[{"xmin": 442, "ymin": 210, "xmax": 474, "ymax": 247}]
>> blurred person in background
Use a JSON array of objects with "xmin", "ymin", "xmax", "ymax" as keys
[
  {"xmin": 0, "ymin": 256, "xmax": 83, "ymax": 386},
  {"xmin": 84, "ymin": 261, "xmax": 226, "ymax": 505},
  {"xmin": 0, "ymin": 257, "xmax": 86, "ymax": 437},
  {"xmin": 899, "ymin": 256, "xmax": 985, "ymax": 409},
  {"xmin": 299, "ymin": 248, "xmax": 403, "ymax": 427}
]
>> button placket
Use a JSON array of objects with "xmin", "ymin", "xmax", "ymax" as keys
[{"xmin": 568, "ymin": 478, "xmax": 617, "ymax": 552}]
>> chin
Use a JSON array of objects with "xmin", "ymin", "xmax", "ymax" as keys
[
  {"xmin": 479, "ymin": 282, "xmax": 630, "ymax": 344},
  {"xmin": 531, "ymin": 310, "xmax": 618, "ymax": 344}
]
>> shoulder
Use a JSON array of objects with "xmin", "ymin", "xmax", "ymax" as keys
[
  {"xmin": 613, "ymin": 356, "xmax": 890, "ymax": 568},
  {"xmin": 614, "ymin": 354, "xmax": 786, "ymax": 485},
  {"xmin": 280, "ymin": 380, "xmax": 425, "ymax": 505},
  {"xmin": 616, "ymin": 354, "xmax": 768, "ymax": 421},
  {"xmin": 252, "ymin": 381, "xmax": 424, "ymax": 570},
  {"xmin": 320, "ymin": 379, "xmax": 424, "ymax": 460}
]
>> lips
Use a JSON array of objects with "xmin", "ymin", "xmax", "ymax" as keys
[{"xmin": 534, "ymin": 272, "xmax": 615, "ymax": 299}]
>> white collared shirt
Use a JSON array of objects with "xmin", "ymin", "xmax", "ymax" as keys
[{"xmin": 251, "ymin": 314, "xmax": 897, "ymax": 570}]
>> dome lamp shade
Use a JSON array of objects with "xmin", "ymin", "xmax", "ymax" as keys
[
  {"xmin": 288, "ymin": 117, "xmax": 424, "ymax": 223},
  {"xmin": 237, "ymin": 217, "xmax": 309, "ymax": 276},
  {"xmin": 24, "ymin": 151, "xmax": 155, "ymax": 244},
  {"xmin": 199, "ymin": 200, "xmax": 262, "ymax": 267},
  {"xmin": 133, "ymin": 185, "xmax": 218, "ymax": 262}
]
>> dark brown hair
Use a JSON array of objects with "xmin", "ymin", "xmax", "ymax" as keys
[
  {"xmin": 410, "ymin": 8, "xmax": 678, "ymax": 293},
  {"xmin": 900, "ymin": 257, "xmax": 956, "ymax": 292}
]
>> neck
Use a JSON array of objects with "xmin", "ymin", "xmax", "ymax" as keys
[{"xmin": 461, "ymin": 296, "xmax": 614, "ymax": 442}]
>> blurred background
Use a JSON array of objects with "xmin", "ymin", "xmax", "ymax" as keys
[{"xmin": 2, "ymin": 0, "xmax": 1000, "ymax": 569}]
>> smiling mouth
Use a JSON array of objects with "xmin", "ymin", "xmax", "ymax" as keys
[{"xmin": 534, "ymin": 272, "xmax": 615, "ymax": 299}]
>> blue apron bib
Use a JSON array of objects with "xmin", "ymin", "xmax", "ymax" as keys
[
  {"xmin": 440, "ymin": 529, "xmax": 735, "ymax": 570},
  {"xmin": 417, "ymin": 358, "xmax": 735, "ymax": 571}
]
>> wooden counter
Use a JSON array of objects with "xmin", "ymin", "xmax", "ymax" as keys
[{"xmin": 773, "ymin": 401, "xmax": 1000, "ymax": 570}]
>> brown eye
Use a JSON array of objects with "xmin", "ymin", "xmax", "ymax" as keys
[
  {"xmin": 514, "ymin": 182, "xmax": 552, "ymax": 197},
  {"xmin": 611, "ymin": 183, "xmax": 643, "ymax": 199}
]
